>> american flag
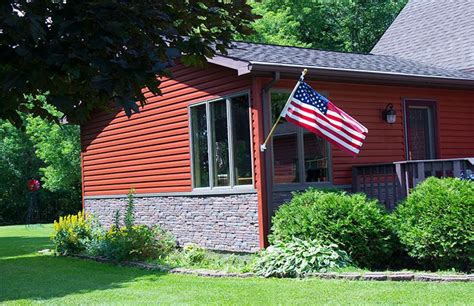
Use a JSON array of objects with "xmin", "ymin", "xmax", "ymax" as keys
[{"xmin": 281, "ymin": 81, "xmax": 368, "ymax": 155}]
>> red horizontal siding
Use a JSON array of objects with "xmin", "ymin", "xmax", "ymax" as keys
[
  {"xmin": 268, "ymin": 79, "xmax": 474, "ymax": 186},
  {"xmin": 81, "ymin": 63, "xmax": 252, "ymax": 196},
  {"xmin": 437, "ymin": 94, "xmax": 474, "ymax": 158},
  {"xmin": 82, "ymin": 65, "xmax": 473, "ymax": 197}
]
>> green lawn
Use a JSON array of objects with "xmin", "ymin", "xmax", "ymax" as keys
[{"xmin": 0, "ymin": 225, "xmax": 472, "ymax": 305}]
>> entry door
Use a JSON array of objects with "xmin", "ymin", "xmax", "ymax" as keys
[{"xmin": 405, "ymin": 100, "xmax": 437, "ymax": 160}]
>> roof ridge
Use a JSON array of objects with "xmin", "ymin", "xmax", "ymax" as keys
[{"xmin": 231, "ymin": 40, "xmax": 371, "ymax": 56}]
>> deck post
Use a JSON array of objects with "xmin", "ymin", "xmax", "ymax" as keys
[
  {"xmin": 395, "ymin": 163, "xmax": 405, "ymax": 197},
  {"xmin": 453, "ymin": 160, "xmax": 461, "ymax": 177},
  {"xmin": 352, "ymin": 167, "xmax": 359, "ymax": 193},
  {"xmin": 416, "ymin": 162, "xmax": 425, "ymax": 187}
]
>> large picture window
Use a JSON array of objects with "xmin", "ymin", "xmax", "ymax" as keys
[
  {"xmin": 271, "ymin": 91, "xmax": 331, "ymax": 185},
  {"xmin": 190, "ymin": 93, "xmax": 253, "ymax": 189}
]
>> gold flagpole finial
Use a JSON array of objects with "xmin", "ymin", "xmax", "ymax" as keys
[{"xmin": 299, "ymin": 69, "xmax": 308, "ymax": 81}]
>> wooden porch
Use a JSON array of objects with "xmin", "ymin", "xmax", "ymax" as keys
[{"xmin": 352, "ymin": 158, "xmax": 474, "ymax": 210}]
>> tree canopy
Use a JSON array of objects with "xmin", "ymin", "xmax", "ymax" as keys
[
  {"xmin": 0, "ymin": 0, "xmax": 256, "ymax": 125},
  {"xmin": 0, "ymin": 100, "xmax": 81, "ymax": 224},
  {"xmin": 245, "ymin": 0, "xmax": 407, "ymax": 53}
]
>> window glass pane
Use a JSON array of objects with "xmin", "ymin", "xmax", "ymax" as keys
[
  {"xmin": 407, "ymin": 106, "xmax": 435, "ymax": 160},
  {"xmin": 210, "ymin": 100, "xmax": 230, "ymax": 187},
  {"xmin": 231, "ymin": 95, "xmax": 252, "ymax": 185},
  {"xmin": 191, "ymin": 104, "xmax": 209, "ymax": 187},
  {"xmin": 271, "ymin": 92, "xmax": 299, "ymax": 184},
  {"xmin": 304, "ymin": 131, "xmax": 329, "ymax": 182}
]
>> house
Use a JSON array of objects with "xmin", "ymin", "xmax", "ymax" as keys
[
  {"xmin": 81, "ymin": 10, "xmax": 474, "ymax": 253},
  {"xmin": 371, "ymin": 0, "xmax": 474, "ymax": 72}
]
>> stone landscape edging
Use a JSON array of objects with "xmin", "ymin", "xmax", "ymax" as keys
[{"xmin": 72, "ymin": 254, "xmax": 473, "ymax": 282}]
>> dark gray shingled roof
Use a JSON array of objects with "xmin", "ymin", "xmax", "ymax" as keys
[
  {"xmin": 220, "ymin": 41, "xmax": 474, "ymax": 81},
  {"xmin": 371, "ymin": 0, "xmax": 474, "ymax": 71}
]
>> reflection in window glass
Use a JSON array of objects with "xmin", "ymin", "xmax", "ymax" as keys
[
  {"xmin": 271, "ymin": 91, "xmax": 330, "ymax": 184},
  {"xmin": 304, "ymin": 131, "xmax": 329, "ymax": 182},
  {"xmin": 273, "ymin": 133, "xmax": 299, "ymax": 183},
  {"xmin": 191, "ymin": 104, "xmax": 209, "ymax": 187},
  {"xmin": 231, "ymin": 96, "xmax": 252, "ymax": 185},
  {"xmin": 190, "ymin": 94, "xmax": 253, "ymax": 189},
  {"xmin": 210, "ymin": 100, "xmax": 230, "ymax": 187},
  {"xmin": 271, "ymin": 92, "xmax": 299, "ymax": 184}
]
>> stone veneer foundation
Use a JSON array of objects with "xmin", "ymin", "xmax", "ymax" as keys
[{"xmin": 84, "ymin": 193, "xmax": 260, "ymax": 252}]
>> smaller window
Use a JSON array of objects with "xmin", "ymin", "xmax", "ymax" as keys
[
  {"xmin": 271, "ymin": 91, "xmax": 331, "ymax": 185},
  {"xmin": 210, "ymin": 100, "xmax": 230, "ymax": 187},
  {"xmin": 190, "ymin": 93, "xmax": 253, "ymax": 189},
  {"xmin": 231, "ymin": 95, "xmax": 253, "ymax": 185},
  {"xmin": 303, "ymin": 131, "xmax": 329, "ymax": 182},
  {"xmin": 191, "ymin": 104, "xmax": 209, "ymax": 188},
  {"xmin": 272, "ymin": 92, "xmax": 299, "ymax": 184}
]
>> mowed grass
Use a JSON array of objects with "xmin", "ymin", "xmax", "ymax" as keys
[{"xmin": 0, "ymin": 225, "xmax": 473, "ymax": 305}]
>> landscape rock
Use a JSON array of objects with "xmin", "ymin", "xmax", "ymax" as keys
[
  {"xmin": 70, "ymin": 255, "xmax": 472, "ymax": 282},
  {"xmin": 362, "ymin": 272, "xmax": 387, "ymax": 281},
  {"xmin": 387, "ymin": 272, "xmax": 414, "ymax": 281},
  {"xmin": 414, "ymin": 274, "xmax": 444, "ymax": 282},
  {"xmin": 337, "ymin": 272, "xmax": 361, "ymax": 280}
]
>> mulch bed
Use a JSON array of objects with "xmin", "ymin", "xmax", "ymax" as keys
[{"xmin": 71, "ymin": 254, "xmax": 473, "ymax": 282}]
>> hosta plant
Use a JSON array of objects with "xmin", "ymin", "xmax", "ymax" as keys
[{"xmin": 254, "ymin": 238, "xmax": 351, "ymax": 278}]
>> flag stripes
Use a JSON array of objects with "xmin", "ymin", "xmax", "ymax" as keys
[{"xmin": 282, "ymin": 81, "xmax": 368, "ymax": 155}]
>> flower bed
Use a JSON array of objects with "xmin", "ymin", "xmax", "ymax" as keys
[
  {"xmin": 70, "ymin": 253, "xmax": 473, "ymax": 282},
  {"xmin": 51, "ymin": 179, "xmax": 473, "ymax": 279}
]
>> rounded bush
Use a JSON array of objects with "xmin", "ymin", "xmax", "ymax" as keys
[
  {"xmin": 99, "ymin": 225, "xmax": 176, "ymax": 262},
  {"xmin": 270, "ymin": 189, "xmax": 395, "ymax": 269},
  {"xmin": 395, "ymin": 177, "xmax": 474, "ymax": 271}
]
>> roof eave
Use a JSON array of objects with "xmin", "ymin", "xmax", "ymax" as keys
[
  {"xmin": 207, "ymin": 56, "xmax": 251, "ymax": 76},
  {"xmin": 207, "ymin": 56, "xmax": 474, "ymax": 89},
  {"xmin": 248, "ymin": 62, "xmax": 474, "ymax": 89}
]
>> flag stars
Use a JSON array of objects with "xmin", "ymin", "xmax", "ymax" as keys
[{"xmin": 293, "ymin": 81, "xmax": 329, "ymax": 114}]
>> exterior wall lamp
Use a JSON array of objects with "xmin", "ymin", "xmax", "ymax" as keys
[{"xmin": 382, "ymin": 103, "xmax": 396, "ymax": 124}]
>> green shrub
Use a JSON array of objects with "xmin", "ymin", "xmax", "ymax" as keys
[
  {"xmin": 395, "ymin": 177, "xmax": 474, "ymax": 271},
  {"xmin": 153, "ymin": 226, "xmax": 177, "ymax": 256},
  {"xmin": 254, "ymin": 238, "xmax": 351, "ymax": 278},
  {"xmin": 270, "ymin": 189, "xmax": 395, "ymax": 268},
  {"xmin": 124, "ymin": 189, "xmax": 136, "ymax": 229},
  {"xmin": 97, "ymin": 225, "xmax": 176, "ymax": 262},
  {"xmin": 91, "ymin": 190, "xmax": 176, "ymax": 262},
  {"xmin": 182, "ymin": 243, "xmax": 207, "ymax": 265},
  {"xmin": 52, "ymin": 211, "xmax": 91, "ymax": 255}
]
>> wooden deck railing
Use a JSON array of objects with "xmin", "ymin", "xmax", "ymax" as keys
[
  {"xmin": 352, "ymin": 163, "xmax": 402, "ymax": 210},
  {"xmin": 352, "ymin": 158, "xmax": 474, "ymax": 210}
]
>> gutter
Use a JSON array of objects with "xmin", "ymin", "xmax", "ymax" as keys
[
  {"xmin": 207, "ymin": 56, "xmax": 474, "ymax": 89},
  {"xmin": 249, "ymin": 61, "xmax": 474, "ymax": 82},
  {"xmin": 249, "ymin": 62, "xmax": 474, "ymax": 89}
]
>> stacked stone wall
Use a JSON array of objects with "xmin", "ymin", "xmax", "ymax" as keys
[{"xmin": 85, "ymin": 193, "xmax": 260, "ymax": 252}]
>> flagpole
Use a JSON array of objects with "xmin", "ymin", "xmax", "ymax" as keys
[{"xmin": 260, "ymin": 69, "xmax": 307, "ymax": 152}]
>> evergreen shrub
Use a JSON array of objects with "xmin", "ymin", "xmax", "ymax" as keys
[
  {"xmin": 270, "ymin": 189, "xmax": 395, "ymax": 268},
  {"xmin": 395, "ymin": 177, "xmax": 474, "ymax": 271}
]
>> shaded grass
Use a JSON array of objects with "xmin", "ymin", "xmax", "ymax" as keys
[{"xmin": 0, "ymin": 224, "xmax": 473, "ymax": 305}]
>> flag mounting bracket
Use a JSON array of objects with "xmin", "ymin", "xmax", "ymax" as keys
[{"xmin": 260, "ymin": 69, "xmax": 308, "ymax": 152}]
